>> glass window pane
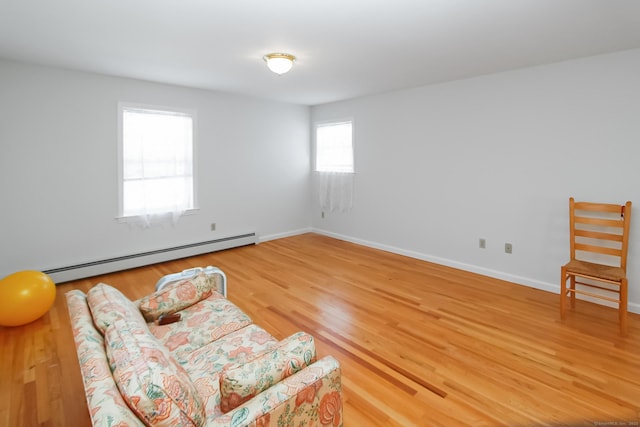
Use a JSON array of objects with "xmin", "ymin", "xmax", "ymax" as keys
[
  {"xmin": 316, "ymin": 121, "xmax": 353, "ymax": 173},
  {"xmin": 121, "ymin": 105, "xmax": 195, "ymax": 217}
]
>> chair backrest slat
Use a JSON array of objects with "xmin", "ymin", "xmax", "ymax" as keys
[
  {"xmin": 569, "ymin": 197, "xmax": 632, "ymax": 270},
  {"xmin": 574, "ymin": 201, "xmax": 624, "ymax": 213},
  {"xmin": 575, "ymin": 216, "xmax": 624, "ymax": 228},
  {"xmin": 574, "ymin": 243, "xmax": 622, "ymax": 257},
  {"xmin": 574, "ymin": 229, "xmax": 623, "ymax": 242}
]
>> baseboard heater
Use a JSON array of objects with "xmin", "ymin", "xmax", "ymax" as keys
[{"xmin": 43, "ymin": 232, "xmax": 257, "ymax": 284}]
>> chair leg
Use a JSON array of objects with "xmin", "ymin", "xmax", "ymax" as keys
[
  {"xmin": 569, "ymin": 275, "xmax": 576, "ymax": 309},
  {"xmin": 560, "ymin": 267, "xmax": 567, "ymax": 319},
  {"xmin": 620, "ymin": 278, "xmax": 628, "ymax": 336}
]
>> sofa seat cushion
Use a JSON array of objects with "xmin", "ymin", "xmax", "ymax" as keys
[
  {"xmin": 186, "ymin": 324, "xmax": 279, "ymax": 372},
  {"xmin": 219, "ymin": 332, "xmax": 317, "ymax": 413},
  {"xmin": 180, "ymin": 324, "xmax": 279, "ymax": 421},
  {"xmin": 148, "ymin": 294, "xmax": 252, "ymax": 363},
  {"xmin": 105, "ymin": 318, "xmax": 206, "ymax": 427},
  {"xmin": 137, "ymin": 272, "xmax": 222, "ymax": 322}
]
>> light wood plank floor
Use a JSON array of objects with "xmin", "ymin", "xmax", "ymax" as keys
[{"xmin": 1, "ymin": 233, "xmax": 639, "ymax": 426}]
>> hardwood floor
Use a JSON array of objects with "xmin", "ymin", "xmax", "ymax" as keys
[{"xmin": 1, "ymin": 233, "xmax": 639, "ymax": 426}]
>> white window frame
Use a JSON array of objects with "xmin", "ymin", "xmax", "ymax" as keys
[
  {"xmin": 117, "ymin": 102, "xmax": 199, "ymax": 221},
  {"xmin": 314, "ymin": 119, "xmax": 355, "ymax": 173}
]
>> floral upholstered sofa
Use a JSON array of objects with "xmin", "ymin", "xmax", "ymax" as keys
[{"xmin": 65, "ymin": 268, "xmax": 342, "ymax": 427}]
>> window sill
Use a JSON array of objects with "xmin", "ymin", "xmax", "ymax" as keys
[{"xmin": 116, "ymin": 208, "xmax": 200, "ymax": 224}]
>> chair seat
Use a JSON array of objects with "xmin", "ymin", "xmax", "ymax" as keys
[{"xmin": 563, "ymin": 259, "xmax": 626, "ymax": 282}]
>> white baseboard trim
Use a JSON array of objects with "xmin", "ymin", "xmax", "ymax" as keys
[
  {"xmin": 259, "ymin": 227, "xmax": 313, "ymax": 243},
  {"xmin": 311, "ymin": 228, "xmax": 640, "ymax": 315}
]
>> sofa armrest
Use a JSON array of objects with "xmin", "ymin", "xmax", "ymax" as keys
[
  {"xmin": 156, "ymin": 266, "xmax": 227, "ymax": 297},
  {"xmin": 136, "ymin": 269, "xmax": 225, "ymax": 322},
  {"xmin": 66, "ymin": 290, "xmax": 146, "ymax": 427},
  {"xmin": 210, "ymin": 356, "xmax": 342, "ymax": 427}
]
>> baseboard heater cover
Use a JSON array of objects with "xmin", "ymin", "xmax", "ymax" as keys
[{"xmin": 44, "ymin": 232, "xmax": 257, "ymax": 284}]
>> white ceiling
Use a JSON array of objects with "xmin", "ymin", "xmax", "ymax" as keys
[{"xmin": 1, "ymin": 1, "xmax": 640, "ymax": 106}]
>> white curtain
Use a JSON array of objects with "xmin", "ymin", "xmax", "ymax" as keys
[
  {"xmin": 319, "ymin": 172, "xmax": 354, "ymax": 213},
  {"xmin": 123, "ymin": 177, "xmax": 193, "ymax": 227}
]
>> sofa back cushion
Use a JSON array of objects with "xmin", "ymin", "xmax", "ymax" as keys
[
  {"xmin": 137, "ymin": 272, "xmax": 221, "ymax": 322},
  {"xmin": 105, "ymin": 318, "xmax": 206, "ymax": 427},
  {"xmin": 87, "ymin": 283, "xmax": 147, "ymax": 334},
  {"xmin": 219, "ymin": 331, "xmax": 317, "ymax": 413}
]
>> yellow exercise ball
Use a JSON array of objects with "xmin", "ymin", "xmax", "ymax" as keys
[{"xmin": 0, "ymin": 270, "xmax": 56, "ymax": 327}]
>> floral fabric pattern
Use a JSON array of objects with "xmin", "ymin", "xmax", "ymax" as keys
[
  {"xmin": 210, "ymin": 356, "xmax": 343, "ymax": 427},
  {"xmin": 86, "ymin": 283, "xmax": 147, "ymax": 334},
  {"xmin": 66, "ymin": 277, "xmax": 343, "ymax": 427},
  {"xmin": 137, "ymin": 271, "xmax": 223, "ymax": 322},
  {"xmin": 105, "ymin": 317, "xmax": 206, "ymax": 427},
  {"xmin": 182, "ymin": 325, "xmax": 280, "ymax": 420},
  {"xmin": 219, "ymin": 332, "xmax": 317, "ymax": 413},
  {"xmin": 148, "ymin": 295, "xmax": 252, "ymax": 363},
  {"xmin": 186, "ymin": 324, "xmax": 279, "ymax": 372},
  {"xmin": 66, "ymin": 290, "xmax": 146, "ymax": 427},
  {"xmin": 319, "ymin": 391, "xmax": 342, "ymax": 427}
]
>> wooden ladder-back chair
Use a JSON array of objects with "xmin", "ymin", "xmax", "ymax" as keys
[{"xmin": 560, "ymin": 197, "xmax": 632, "ymax": 335}]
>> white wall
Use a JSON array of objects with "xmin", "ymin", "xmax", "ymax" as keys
[
  {"xmin": 311, "ymin": 49, "xmax": 640, "ymax": 312},
  {"xmin": 0, "ymin": 60, "xmax": 311, "ymax": 278},
  {"xmin": 3, "ymin": 50, "xmax": 640, "ymax": 311}
]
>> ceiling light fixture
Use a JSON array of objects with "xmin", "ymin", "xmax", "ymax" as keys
[{"xmin": 263, "ymin": 53, "xmax": 296, "ymax": 75}]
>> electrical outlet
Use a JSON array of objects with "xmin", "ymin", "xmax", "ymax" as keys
[
  {"xmin": 505, "ymin": 243, "xmax": 512, "ymax": 254},
  {"xmin": 321, "ymin": 211, "xmax": 325, "ymax": 219},
  {"xmin": 210, "ymin": 223, "xmax": 216, "ymax": 231},
  {"xmin": 479, "ymin": 238, "xmax": 486, "ymax": 249}
]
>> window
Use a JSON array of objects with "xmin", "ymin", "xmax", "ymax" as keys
[
  {"xmin": 314, "ymin": 119, "xmax": 354, "ymax": 213},
  {"xmin": 118, "ymin": 103, "xmax": 196, "ymax": 224},
  {"xmin": 315, "ymin": 121, "xmax": 354, "ymax": 173}
]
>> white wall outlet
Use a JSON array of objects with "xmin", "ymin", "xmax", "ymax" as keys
[
  {"xmin": 321, "ymin": 211, "xmax": 325, "ymax": 219},
  {"xmin": 479, "ymin": 238, "xmax": 486, "ymax": 249},
  {"xmin": 505, "ymin": 243, "xmax": 512, "ymax": 254},
  {"xmin": 210, "ymin": 223, "xmax": 216, "ymax": 231}
]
